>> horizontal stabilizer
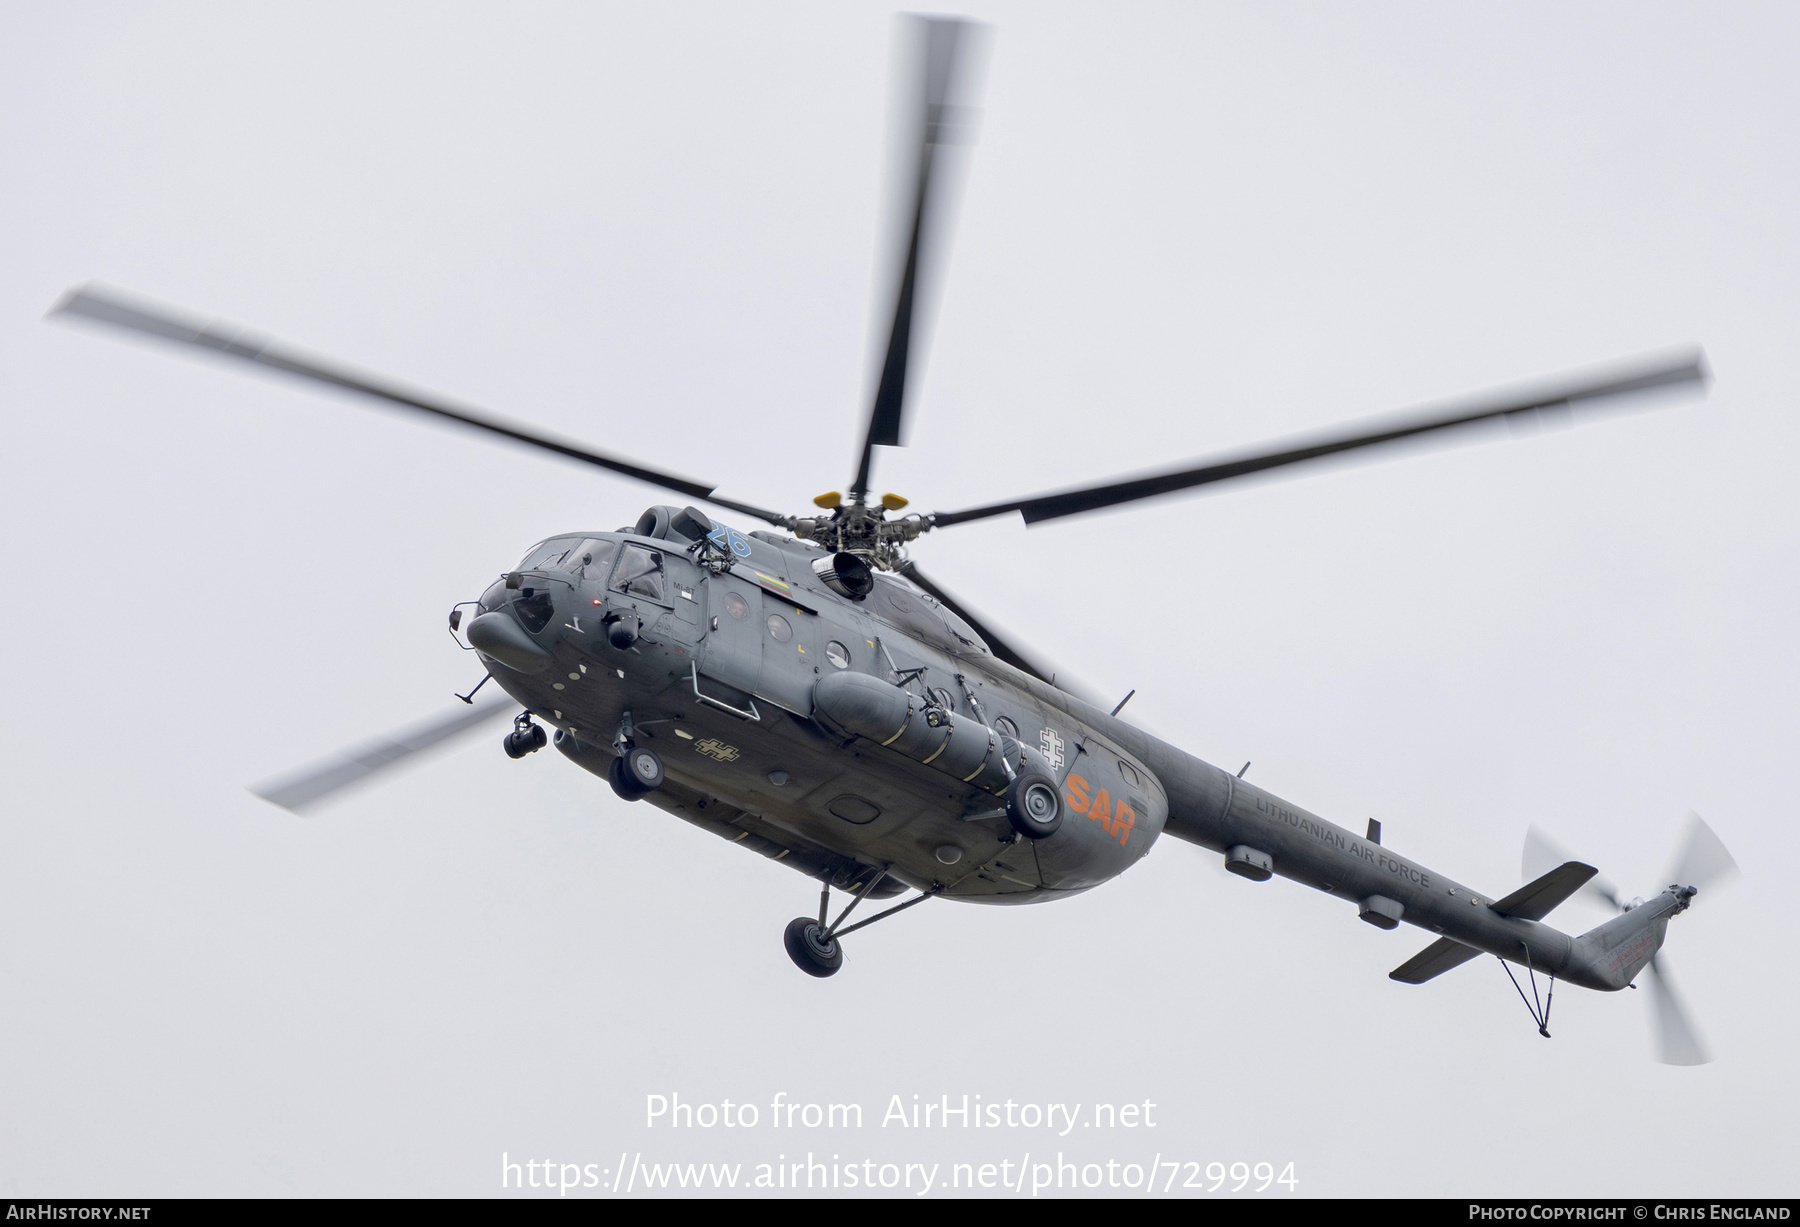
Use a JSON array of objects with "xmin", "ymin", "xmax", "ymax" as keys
[
  {"xmin": 1490, "ymin": 860, "xmax": 1598, "ymax": 921},
  {"xmin": 1390, "ymin": 937, "xmax": 1484, "ymax": 984}
]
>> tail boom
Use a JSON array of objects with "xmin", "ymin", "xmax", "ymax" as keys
[
  {"xmin": 1006, "ymin": 697, "xmax": 1698, "ymax": 996},
  {"xmin": 1567, "ymin": 886, "xmax": 1694, "ymax": 990}
]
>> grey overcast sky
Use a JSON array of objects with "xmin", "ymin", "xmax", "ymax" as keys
[{"xmin": 2, "ymin": 1, "xmax": 1796, "ymax": 1199}]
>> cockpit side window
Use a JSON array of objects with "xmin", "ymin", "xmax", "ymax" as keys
[
  {"xmin": 612, "ymin": 544, "xmax": 667, "ymax": 601},
  {"xmin": 568, "ymin": 538, "xmax": 618, "ymax": 579}
]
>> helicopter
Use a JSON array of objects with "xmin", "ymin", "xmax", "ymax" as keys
[{"xmin": 50, "ymin": 16, "xmax": 1725, "ymax": 1059}]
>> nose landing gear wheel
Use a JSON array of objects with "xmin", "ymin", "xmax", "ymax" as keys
[
  {"xmin": 503, "ymin": 712, "xmax": 547, "ymax": 759},
  {"xmin": 783, "ymin": 917, "xmax": 843, "ymax": 978}
]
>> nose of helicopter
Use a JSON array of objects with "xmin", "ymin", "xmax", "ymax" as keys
[
  {"xmin": 461, "ymin": 534, "xmax": 671, "ymax": 680},
  {"xmin": 463, "ymin": 560, "xmax": 631, "ymax": 676},
  {"xmin": 461, "ymin": 566, "xmax": 576, "ymax": 675},
  {"xmin": 465, "ymin": 609, "xmax": 553, "ymax": 674}
]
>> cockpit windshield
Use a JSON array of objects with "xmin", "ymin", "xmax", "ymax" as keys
[
  {"xmin": 519, "ymin": 538, "xmax": 578, "ymax": 571},
  {"xmin": 519, "ymin": 536, "xmax": 618, "ymax": 579}
]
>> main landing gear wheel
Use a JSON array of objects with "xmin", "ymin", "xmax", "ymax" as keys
[
  {"xmin": 1006, "ymin": 772, "xmax": 1063, "ymax": 840},
  {"xmin": 608, "ymin": 745, "xmax": 664, "ymax": 800},
  {"xmin": 607, "ymin": 756, "xmax": 640, "ymax": 801},
  {"xmin": 783, "ymin": 917, "xmax": 843, "ymax": 978},
  {"xmin": 624, "ymin": 744, "xmax": 664, "ymax": 791}
]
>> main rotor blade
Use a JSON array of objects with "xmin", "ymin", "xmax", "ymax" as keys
[
  {"xmin": 250, "ymin": 694, "xmax": 514, "ymax": 813},
  {"xmin": 1670, "ymin": 811, "xmax": 1738, "ymax": 893},
  {"xmin": 851, "ymin": 17, "xmax": 982, "ymax": 500},
  {"xmin": 49, "ymin": 285, "xmax": 786, "ymax": 525},
  {"xmin": 896, "ymin": 559, "xmax": 1055, "ymax": 686},
  {"xmin": 895, "ymin": 559, "xmax": 1103, "ymax": 710},
  {"xmin": 1522, "ymin": 824, "xmax": 1622, "ymax": 910},
  {"xmin": 1646, "ymin": 955, "xmax": 1710, "ymax": 1066},
  {"xmin": 931, "ymin": 352, "xmax": 1708, "ymax": 528}
]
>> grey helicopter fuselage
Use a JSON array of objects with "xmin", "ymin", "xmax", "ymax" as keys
[
  {"xmin": 465, "ymin": 505, "xmax": 1168, "ymax": 905},
  {"xmin": 465, "ymin": 503, "xmax": 1687, "ymax": 995}
]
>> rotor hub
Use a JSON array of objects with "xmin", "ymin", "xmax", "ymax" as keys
[{"xmin": 778, "ymin": 502, "xmax": 928, "ymax": 571}]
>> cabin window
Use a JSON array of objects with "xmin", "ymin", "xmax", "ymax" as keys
[
  {"xmin": 995, "ymin": 716, "xmax": 1019, "ymax": 739},
  {"xmin": 766, "ymin": 613, "xmax": 793, "ymax": 643},
  {"xmin": 721, "ymin": 591, "xmax": 749, "ymax": 620},
  {"xmin": 612, "ymin": 544, "xmax": 666, "ymax": 601},
  {"xmin": 825, "ymin": 641, "xmax": 851, "ymax": 669},
  {"xmin": 929, "ymin": 686, "xmax": 956, "ymax": 712}
]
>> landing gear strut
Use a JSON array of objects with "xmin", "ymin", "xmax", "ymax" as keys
[{"xmin": 782, "ymin": 872, "xmax": 939, "ymax": 977}]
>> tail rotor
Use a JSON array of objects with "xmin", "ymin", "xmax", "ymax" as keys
[
  {"xmin": 1669, "ymin": 811, "xmax": 1739, "ymax": 896},
  {"xmin": 1523, "ymin": 823, "xmax": 1623, "ymax": 909},
  {"xmin": 1522, "ymin": 812, "xmax": 1735, "ymax": 1065},
  {"xmin": 1645, "ymin": 954, "xmax": 1708, "ymax": 1066}
]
